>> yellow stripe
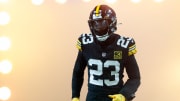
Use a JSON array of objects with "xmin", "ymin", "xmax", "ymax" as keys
[
  {"xmin": 76, "ymin": 40, "xmax": 82, "ymax": 51},
  {"xmin": 129, "ymin": 45, "xmax": 136, "ymax": 51},
  {"xmin": 129, "ymin": 44, "xmax": 136, "ymax": 49},
  {"xmin": 128, "ymin": 49, "xmax": 137, "ymax": 56},
  {"xmin": 95, "ymin": 5, "xmax": 101, "ymax": 16},
  {"xmin": 77, "ymin": 40, "xmax": 81, "ymax": 45},
  {"xmin": 76, "ymin": 45, "xmax": 82, "ymax": 51}
]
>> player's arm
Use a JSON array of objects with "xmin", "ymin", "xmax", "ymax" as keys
[
  {"xmin": 72, "ymin": 37, "xmax": 87, "ymax": 100},
  {"xmin": 119, "ymin": 38, "xmax": 141, "ymax": 100}
]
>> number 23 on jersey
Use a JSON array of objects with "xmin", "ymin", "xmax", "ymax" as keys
[{"xmin": 88, "ymin": 59, "xmax": 120, "ymax": 87}]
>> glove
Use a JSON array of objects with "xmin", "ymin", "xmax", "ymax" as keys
[
  {"xmin": 108, "ymin": 94, "xmax": 125, "ymax": 101},
  {"xmin": 72, "ymin": 97, "xmax": 79, "ymax": 101}
]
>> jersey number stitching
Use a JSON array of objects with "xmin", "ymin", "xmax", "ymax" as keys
[
  {"xmin": 88, "ymin": 59, "xmax": 120, "ymax": 86},
  {"xmin": 117, "ymin": 37, "xmax": 131, "ymax": 48},
  {"xmin": 82, "ymin": 34, "xmax": 94, "ymax": 45}
]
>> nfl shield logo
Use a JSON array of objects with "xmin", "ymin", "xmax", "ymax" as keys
[{"xmin": 102, "ymin": 52, "xmax": 106, "ymax": 57}]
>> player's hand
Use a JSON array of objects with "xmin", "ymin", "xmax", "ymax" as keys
[
  {"xmin": 72, "ymin": 97, "xmax": 79, "ymax": 101},
  {"xmin": 108, "ymin": 94, "xmax": 125, "ymax": 101}
]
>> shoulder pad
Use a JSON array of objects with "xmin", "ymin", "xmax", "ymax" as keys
[{"xmin": 117, "ymin": 36, "xmax": 137, "ymax": 56}]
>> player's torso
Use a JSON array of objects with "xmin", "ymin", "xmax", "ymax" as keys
[{"xmin": 80, "ymin": 33, "xmax": 131, "ymax": 93}]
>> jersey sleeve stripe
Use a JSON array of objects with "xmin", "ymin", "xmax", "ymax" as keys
[
  {"xmin": 128, "ymin": 44, "xmax": 137, "ymax": 56},
  {"xmin": 129, "ymin": 44, "xmax": 136, "ymax": 51},
  {"xmin": 128, "ymin": 49, "xmax": 137, "ymax": 56},
  {"xmin": 76, "ymin": 40, "xmax": 82, "ymax": 51}
]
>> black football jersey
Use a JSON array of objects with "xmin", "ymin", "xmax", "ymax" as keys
[{"xmin": 72, "ymin": 33, "xmax": 140, "ymax": 100}]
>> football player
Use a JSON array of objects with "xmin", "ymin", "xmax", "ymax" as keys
[{"xmin": 71, "ymin": 4, "xmax": 141, "ymax": 101}]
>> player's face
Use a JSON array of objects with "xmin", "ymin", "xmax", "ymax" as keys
[{"xmin": 92, "ymin": 19, "xmax": 109, "ymax": 36}]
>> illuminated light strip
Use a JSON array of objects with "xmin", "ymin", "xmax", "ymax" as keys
[
  {"xmin": 95, "ymin": 5, "xmax": 101, "ymax": 16},
  {"xmin": 0, "ymin": 3, "xmax": 11, "ymax": 100}
]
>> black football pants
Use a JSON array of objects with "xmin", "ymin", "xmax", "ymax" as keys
[
  {"xmin": 86, "ymin": 91, "xmax": 129, "ymax": 101},
  {"xmin": 86, "ymin": 91, "xmax": 112, "ymax": 101}
]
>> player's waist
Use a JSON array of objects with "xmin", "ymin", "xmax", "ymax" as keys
[{"xmin": 88, "ymin": 85, "xmax": 122, "ymax": 95}]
